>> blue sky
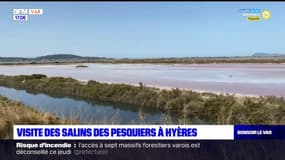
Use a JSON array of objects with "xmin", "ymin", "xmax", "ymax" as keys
[{"xmin": 0, "ymin": 2, "xmax": 284, "ymax": 58}]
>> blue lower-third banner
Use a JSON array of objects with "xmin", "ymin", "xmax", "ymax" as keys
[{"xmin": 13, "ymin": 125, "xmax": 285, "ymax": 140}]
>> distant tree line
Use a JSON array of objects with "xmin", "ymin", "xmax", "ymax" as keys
[{"xmin": 1, "ymin": 54, "xmax": 285, "ymax": 64}]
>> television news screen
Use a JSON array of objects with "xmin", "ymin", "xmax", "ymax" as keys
[{"xmin": 0, "ymin": 1, "xmax": 285, "ymax": 159}]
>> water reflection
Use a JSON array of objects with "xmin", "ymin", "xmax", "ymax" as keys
[{"xmin": 0, "ymin": 86, "xmax": 183, "ymax": 124}]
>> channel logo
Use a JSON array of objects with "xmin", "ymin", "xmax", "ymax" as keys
[{"xmin": 12, "ymin": 8, "xmax": 43, "ymax": 22}]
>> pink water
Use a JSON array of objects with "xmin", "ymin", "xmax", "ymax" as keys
[{"xmin": 0, "ymin": 63, "xmax": 284, "ymax": 97}]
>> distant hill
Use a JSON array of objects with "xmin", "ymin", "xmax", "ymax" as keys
[
  {"xmin": 35, "ymin": 54, "xmax": 83, "ymax": 60},
  {"xmin": 0, "ymin": 54, "xmax": 114, "ymax": 64},
  {"xmin": 252, "ymin": 53, "xmax": 285, "ymax": 57}
]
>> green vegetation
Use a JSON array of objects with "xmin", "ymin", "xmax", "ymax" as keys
[
  {"xmin": 0, "ymin": 74, "xmax": 284, "ymax": 124},
  {"xmin": 0, "ymin": 95, "xmax": 74, "ymax": 139}
]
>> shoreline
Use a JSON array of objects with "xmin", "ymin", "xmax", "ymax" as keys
[
  {"xmin": 1, "ymin": 62, "xmax": 285, "ymax": 66},
  {"xmin": 0, "ymin": 95, "xmax": 74, "ymax": 139}
]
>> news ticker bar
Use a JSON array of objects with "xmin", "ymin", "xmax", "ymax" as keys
[{"xmin": 13, "ymin": 125, "xmax": 285, "ymax": 140}]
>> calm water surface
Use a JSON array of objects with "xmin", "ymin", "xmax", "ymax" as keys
[
  {"xmin": 0, "ymin": 86, "xmax": 187, "ymax": 124},
  {"xmin": 0, "ymin": 63, "xmax": 284, "ymax": 97}
]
